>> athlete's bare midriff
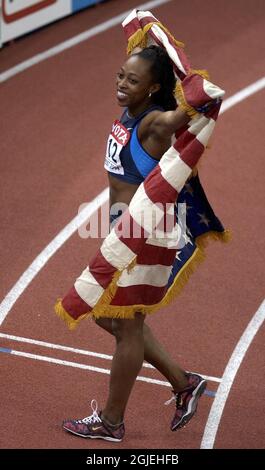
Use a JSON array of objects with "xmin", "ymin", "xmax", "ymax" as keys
[
  {"xmin": 107, "ymin": 112, "xmax": 173, "ymax": 210},
  {"xmin": 108, "ymin": 173, "xmax": 140, "ymax": 209}
]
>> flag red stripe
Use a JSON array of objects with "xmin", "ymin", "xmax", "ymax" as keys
[
  {"xmin": 183, "ymin": 75, "xmax": 210, "ymax": 107},
  {"xmin": 174, "ymin": 129, "xmax": 198, "ymax": 154},
  {"xmin": 115, "ymin": 210, "xmax": 148, "ymax": 251},
  {"xmin": 62, "ymin": 286, "xmax": 92, "ymax": 319},
  {"xmin": 123, "ymin": 15, "xmax": 158, "ymax": 43},
  {"xmin": 144, "ymin": 166, "xmax": 178, "ymax": 204},
  {"xmin": 111, "ymin": 284, "xmax": 167, "ymax": 306},
  {"xmin": 177, "ymin": 138, "xmax": 205, "ymax": 168},
  {"xmin": 123, "ymin": 18, "xmax": 141, "ymax": 40},
  {"xmin": 136, "ymin": 243, "xmax": 176, "ymax": 266},
  {"xmin": 89, "ymin": 251, "xmax": 117, "ymax": 289}
]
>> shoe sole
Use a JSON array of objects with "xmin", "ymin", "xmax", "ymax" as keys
[
  {"xmin": 63, "ymin": 425, "xmax": 123, "ymax": 442},
  {"xmin": 171, "ymin": 379, "xmax": 207, "ymax": 431}
]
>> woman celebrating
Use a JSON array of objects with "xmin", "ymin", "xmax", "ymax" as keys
[{"xmin": 62, "ymin": 46, "xmax": 208, "ymax": 442}]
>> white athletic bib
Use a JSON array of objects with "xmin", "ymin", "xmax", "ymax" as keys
[{"xmin": 104, "ymin": 120, "xmax": 131, "ymax": 175}]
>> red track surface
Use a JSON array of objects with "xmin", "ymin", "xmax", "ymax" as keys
[{"xmin": 0, "ymin": 0, "xmax": 264, "ymax": 450}]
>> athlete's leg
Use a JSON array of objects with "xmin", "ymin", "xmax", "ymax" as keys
[
  {"xmin": 101, "ymin": 313, "xmax": 145, "ymax": 425},
  {"xmin": 95, "ymin": 318, "xmax": 188, "ymax": 393},
  {"xmin": 143, "ymin": 323, "xmax": 188, "ymax": 391}
]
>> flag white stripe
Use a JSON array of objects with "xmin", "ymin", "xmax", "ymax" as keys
[
  {"xmin": 203, "ymin": 78, "xmax": 225, "ymax": 100},
  {"xmin": 129, "ymin": 184, "xmax": 165, "ymax": 233},
  {"xmin": 117, "ymin": 264, "xmax": 172, "ymax": 287},
  {"xmin": 196, "ymin": 119, "xmax": 216, "ymax": 147},
  {"xmin": 74, "ymin": 268, "xmax": 104, "ymax": 307},
  {"xmin": 100, "ymin": 230, "xmax": 136, "ymax": 270},
  {"xmin": 159, "ymin": 148, "xmax": 191, "ymax": 191},
  {"xmin": 150, "ymin": 24, "xmax": 187, "ymax": 75}
]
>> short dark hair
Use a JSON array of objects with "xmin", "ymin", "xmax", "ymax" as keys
[{"xmin": 136, "ymin": 45, "xmax": 176, "ymax": 111}]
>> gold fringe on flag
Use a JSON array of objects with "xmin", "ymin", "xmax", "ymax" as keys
[
  {"xmin": 54, "ymin": 299, "xmax": 89, "ymax": 330},
  {"xmin": 55, "ymin": 230, "xmax": 231, "ymax": 327},
  {"xmin": 126, "ymin": 21, "xmax": 185, "ymax": 55},
  {"xmin": 91, "ymin": 246, "xmax": 204, "ymax": 320},
  {"xmin": 174, "ymin": 81, "xmax": 199, "ymax": 119},
  {"xmin": 196, "ymin": 229, "xmax": 232, "ymax": 248},
  {"xmin": 189, "ymin": 68, "xmax": 210, "ymax": 80},
  {"xmin": 126, "ymin": 24, "xmax": 151, "ymax": 54},
  {"xmin": 91, "ymin": 229, "xmax": 232, "ymax": 320}
]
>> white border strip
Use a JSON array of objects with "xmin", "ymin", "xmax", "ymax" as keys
[
  {"xmin": 0, "ymin": 0, "xmax": 172, "ymax": 83},
  {"xmin": 0, "ymin": 332, "xmax": 221, "ymax": 382},
  {"xmin": 200, "ymin": 299, "xmax": 265, "ymax": 449},
  {"xmin": 1, "ymin": 78, "xmax": 264, "ymax": 327},
  {"xmin": 0, "ymin": 2, "xmax": 263, "ymax": 445}
]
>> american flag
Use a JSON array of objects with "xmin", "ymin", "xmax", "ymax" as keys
[{"xmin": 55, "ymin": 10, "xmax": 229, "ymax": 329}]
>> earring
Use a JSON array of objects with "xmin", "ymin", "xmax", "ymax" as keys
[{"xmin": 148, "ymin": 92, "xmax": 152, "ymax": 98}]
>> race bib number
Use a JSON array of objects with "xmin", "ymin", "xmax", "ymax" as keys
[{"xmin": 104, "ymin": 120, "xmax": 131, "ymax": 175}]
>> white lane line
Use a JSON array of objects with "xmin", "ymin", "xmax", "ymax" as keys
[
  {"xmin": 0, "ymin": 188, "xmax": 109, "ymax": 326},
  {"xmin": 0, "ymin": 332, "xmax": 221, "ymax": 382},
  {"xmin": 1, "ymin": 348, "xmax": 173, "ymax": 388},
  {"xmin": 0, "ymin": 0, "xmax": 172, "ymax": 83},
  {"xmin": 220, "ymin": 77, "xmax": 265, "ymax": 113},
  {"xmin": 0, "ymin": 78, "xmax": 264, "ymax": 327},
  {"xmin": 0, "ymin": 347, "xmax": 217, "ymax": 392},
  {"xmin": 200, "ymin": 299, "xmax": 265, "ymax": 449},
  {"xmin": 0, "ymin": 332, "xmax": 114, "ymax": 361}
]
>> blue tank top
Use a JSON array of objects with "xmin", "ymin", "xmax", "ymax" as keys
[{"xmin": 104, "ymin": 105, "xmax": 164, "ymax": 185}]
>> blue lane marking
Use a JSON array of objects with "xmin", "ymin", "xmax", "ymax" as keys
[
  {"xmin": 204, "ymin": 389, "xmax": 216, "ymax": 398},
  {"xmin": 0, "ymin": 347, "xmax": 12, "ymax": 353}
]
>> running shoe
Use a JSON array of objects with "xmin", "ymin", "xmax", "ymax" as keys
[
  {"xmin": 166, "ymin": 372, "xmax": 207, "ymax": 430},
  {"xmin": 63, "ymin": 399, "xmax": 125, "ymax": 442}
]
